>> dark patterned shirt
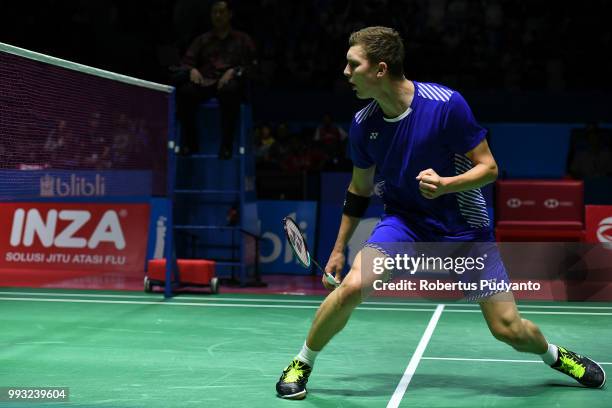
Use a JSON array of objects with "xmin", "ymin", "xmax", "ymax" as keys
[{"xmin": 183, "ymin": 30, "xmax": 256, "ymax": 81}]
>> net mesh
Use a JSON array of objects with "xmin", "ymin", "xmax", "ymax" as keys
[{"xmin": 0, "ymin": 44, "xmax": 172, "ymax": 198}]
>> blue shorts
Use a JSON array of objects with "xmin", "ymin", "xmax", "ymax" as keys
[{"xmin": 364, "ymin": 214, "xmax": 510, "ymax": 301}]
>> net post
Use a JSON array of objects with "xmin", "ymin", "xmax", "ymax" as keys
[
  {"xmin": 239, "ymin": 104, "xmax": 247, "ymax": 285},
  {"xmin": 164, "ymin": 88, "xmax": 178, "ymax": 299}
]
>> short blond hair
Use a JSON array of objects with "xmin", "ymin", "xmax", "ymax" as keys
[{"xmin": 349, "ymin": 26, "xmax": 405, "ymax": 79}]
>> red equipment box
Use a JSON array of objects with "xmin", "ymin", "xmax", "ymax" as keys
[
  {"xmin": 495, "ymin": 180, "xmax": 584, "ymax": 241},
  {"xmin": 146, "ymin": 258, "xmax": 218, "ymax": 293}
]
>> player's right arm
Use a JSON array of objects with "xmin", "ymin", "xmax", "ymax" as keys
[{"xmin": 324, "ymin": 165, "xmax": 375, "ymax": 289}]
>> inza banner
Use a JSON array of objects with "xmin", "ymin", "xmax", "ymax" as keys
[{"xmin": 0, "ymin": 202, "xmax": 150, "ymax": 275}]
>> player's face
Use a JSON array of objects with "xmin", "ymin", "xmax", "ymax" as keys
[{"xmin": 344, "ymin": 45, "xmax": 379, "ymax": 99}]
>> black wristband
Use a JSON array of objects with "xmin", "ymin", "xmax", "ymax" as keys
[{"xmin": 343, "ymin": 191, "xmax": 370, "ymax": 218}]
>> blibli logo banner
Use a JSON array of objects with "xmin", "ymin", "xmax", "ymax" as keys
[
  {"xmin": 258, "ymin": 201, "xmax": 317, "ymax": 274},
  {"xmin": 0, "ymin": 170, "xmax": 152, "ymax": 199}
]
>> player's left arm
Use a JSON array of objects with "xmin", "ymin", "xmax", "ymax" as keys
[{"xmin": 417, "ymin": 139, "xmax": 498, "ymax": 199}]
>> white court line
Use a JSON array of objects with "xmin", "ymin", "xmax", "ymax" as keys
[
  {"xmin": 422, "ymin": 356, "xmax": 612, "ymax": 365},
  {"xmin": 2, "ymin": 291, "xmax": 612, "ymax": 310},
  {"xmin": 441, "ymin": 309, "xmax": 612, "ymax": 316},
  {"xmin": 0, "ymin": 291, "xmax": 161, "ymax": 299},
  {"xmin": 0, "ymin": 291, "xmax": 436, "ymax": 305},
  {"xmin": 0, "ymin": 296, "xmax": 436, "ymax": 312},
  {"xmin": 387, "ymin": 304, "xmax": 445, "ymax": 408},
  {"xmin": 513, "ymin": 304, "xmax": 612, "ymax": 310},
  {"xmin": 1, "ymin": 296, "xmax": 612, "ymax": 315},
  {"xmin": 1, "ymin": 291, "xmax": 443, "ymax": 306}
]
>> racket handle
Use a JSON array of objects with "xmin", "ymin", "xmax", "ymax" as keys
[{"xmin": 325, "ymin": 272, "xmax": 340, "ymax": 288}]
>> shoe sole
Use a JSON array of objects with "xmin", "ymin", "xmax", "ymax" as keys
[
  {"xmin": 595, "ymin": 361, "xmax": 606, "ymax": 389},
  {"xmin": 578, "ymin": 360, "xmax": 607, "ymax": 389},
  {"xmin": 277, "ymin": 390, "xmax": 307, "ymax": 400},
  {"xmin": 553, "ymin": 360, "xmax": 607, "ymax": 388}
]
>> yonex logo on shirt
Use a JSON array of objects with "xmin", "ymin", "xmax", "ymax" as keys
[{"xmin": 369, "ymin": 132, "xmax": 378, "ymax": 140}]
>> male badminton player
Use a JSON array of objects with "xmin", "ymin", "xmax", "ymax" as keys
[{"xmin": 276, "ymin": 26, "xmax": 606, "ymax": 399}]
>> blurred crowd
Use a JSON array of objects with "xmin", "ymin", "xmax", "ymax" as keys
[
  {"xmin": 3, "ymin": 0, "xmax": 611, "ymax": 92},
  {"xmin": 2, "ymin": 0, "xmax": 612, "ymax": 178},
  {"xmin": 254, "ymin": 114, "xmax": 351, "ymax": 172},
  {"xmin": 247, "ymin": 0, "xmax": 612, "ymax": 92},
  {"xmin": 0, "ymin": 112, "xmax": 159, "ymax": 171}
]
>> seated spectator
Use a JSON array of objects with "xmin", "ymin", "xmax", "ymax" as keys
[
  {"xmin": 174, "ymin": 0, "xmax": 256, "ymax": 159},
  {"xmin": 255, "ymin": 124, "xmax": 275, "ymax": 155},
  {"xmin": 110, "ymin": 114, "xmax": 132, "ymax": 168},
  {"xmin": 304, "ymin": 139, "xmax": 329, "ymax": 172},
  {"xmin": 81, "ymin": 112, "xmax": 111, "ymax": 169},
  {"xmin": 280, "ymin": 135, "xmax": 309, "ymax": 173},
  {"xmin": 313, "ymin": 113, "xmax": 347, "ymax": 147},
  {"xmin": 43, "ymin": 119, "xmax": 73, "ymax": 168},
  {"xmin": 312, "ymin": 113, "xmax": 351, "ymax": 170}
]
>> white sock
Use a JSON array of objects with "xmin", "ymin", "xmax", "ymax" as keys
[
  {"xmin": 295, "ymin": 342, "xmax": 319, "ymax": 367},
  {"xmin": 540, "ymin": 343, "xmax": 559, "ymax": 366}
]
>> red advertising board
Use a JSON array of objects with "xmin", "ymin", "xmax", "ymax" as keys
[
  {"xmin": 585, "ymin": 205, "xmax": 612, "ymax": 243},
  {"xmin": 496, "ymin": 180, "xmax": 583, "ymax": 224},
  {"xmin": 0, "ymin": 202, "xmax": 150, "ymax": 288}
]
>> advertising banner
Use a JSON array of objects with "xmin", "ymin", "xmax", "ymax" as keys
[
  {"xmin": 496, "ymin": 180, "xmax": 583, "ymax": 223},
  {"xmin": 146, "ymin": 198, "xmax": 170, "ymax": 263},
  {"xmin": 0, "ymin": 202, "xmax": 150, "ymax": 287},
  {"xmin": 585, "ymin": 205, "xmax": 612, "ymax": 243},
  {"xmin": 0, "ymin": 170, "xmax": 153, "ymax": 199}
]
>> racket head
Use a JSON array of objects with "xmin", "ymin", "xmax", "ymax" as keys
[{"xmin": 282, "ymin": 216, "xmax": 311, "ymax": 268}]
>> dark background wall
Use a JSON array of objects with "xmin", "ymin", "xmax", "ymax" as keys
[{"xmin": 2, "ymin": 0, "xmax": 611, "ymax": 123}]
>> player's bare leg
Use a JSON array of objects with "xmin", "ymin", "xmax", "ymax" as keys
[
  {"xmin": 276, "ymin": 247, "xmax": 387, "ymax": 399},
  {"xmin": 479, "ymin": 291, "xmax": 547, "ymax": 353},
  {"xmin": 307, "ymin": 249, "xmax": 367, "ymax": 350},
  {"xmin": 480, "ymin": 291, "xmax": 606, "ymax": 387}
]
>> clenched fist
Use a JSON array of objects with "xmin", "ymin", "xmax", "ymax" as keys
[{"xmin": 416, "ymin": 168, "xmax": 449, "ymax": 199}]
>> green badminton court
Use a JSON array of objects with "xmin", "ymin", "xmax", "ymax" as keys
[{"xmin": 0, "ymin": 288, "xmax": 610, "ymax": 407}]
